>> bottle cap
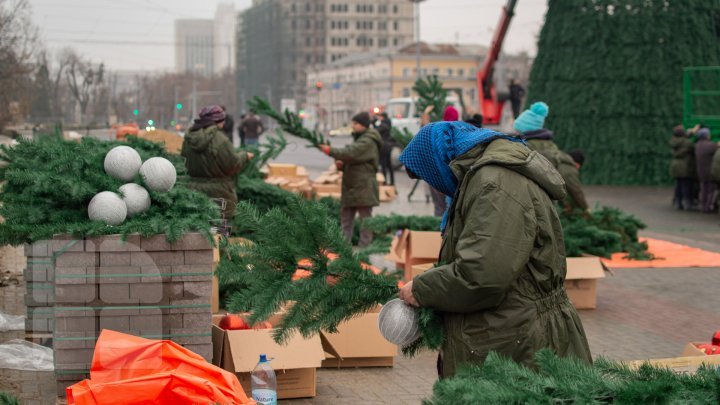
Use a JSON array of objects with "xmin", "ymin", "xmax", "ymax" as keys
[{"xmin": 259, "ymin": 354, "xmax": 267, "ymax": 362}]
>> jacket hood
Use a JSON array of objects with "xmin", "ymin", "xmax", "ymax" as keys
[
  {"xmin": 185, "ymin": 125, "xmax": 218, "ymax": 152},
  {"xmin": 451, "ymin": 138, "xmax": 567, "ymax": 201},
  {"xmin": 520, "ymin": 128, "xmax": 554, "ymax": 140}
]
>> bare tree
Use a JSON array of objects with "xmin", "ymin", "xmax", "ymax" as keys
[
  {"xmin": 64, "ymin": 50, "xmax": 104, "ymax": 123},
  {"xmin": 0, "ymin": 0, "xmax": 39, "ymax": 130}
]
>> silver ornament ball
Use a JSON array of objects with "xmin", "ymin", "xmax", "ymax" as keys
[
  {"xmin": 88, "ymin": 191, "xmax": 127, "ymax": 226},
  {"xmin": 119, "ymin": 183, "xmax": 151, "ymax": 217},
  {"xmin": 378, "ymin": 298, "xmax": 421, "ymax": 347},
  {"xmin": 140, "ymin": 157, "xmax": 177, "ymax": 192},
  {"xmin": 104, "ymin": 146, "xmax": 142, "ymax": 181}
]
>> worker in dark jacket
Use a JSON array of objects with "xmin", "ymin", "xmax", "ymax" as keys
[
  {"xmin": 558, "ymin": 149, "xmax": 589, "ymax": 212},
  {"xmin": 181, "ymin": 105, "xmax": 253, "ymax": 219},
  {"xmin": 695, "ymin": 128, "xmax": 718, "ymax": 213},
  {"xmin": 318, "ymin": 112, "xmax": 382, "ymax": 246},
  {"xmin": 669, "ymin": 125, "xmax": 696, "ymax": 210},
  {"xmin": 240, "ymin": 110, "xmax": 264, "ymax": 146},
  {"xmin": 374, "ymin": 112, "xmax": 395, "ymax": 186},
  {"xmin": 397, "ymin": 121, "xmax": 592, "ymax": 378}
]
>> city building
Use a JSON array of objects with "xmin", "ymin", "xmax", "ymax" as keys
[
  {"xmin": 236, "ymin": 0, "xmax": 415, "ymax": 111},
  {"xmin": 175, "ymin": 3, "xmax": 237, "ymax": 76},
  {"xmin": 306, "ymin": 42, "xmax": 532, "ymax": 129},
  {"xmin": 175, "ymin": 19, "xmax": 215, "ymax": 76}
]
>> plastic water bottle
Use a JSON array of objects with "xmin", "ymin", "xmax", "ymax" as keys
[{"xmin": 251, "ymin": 354, "xmax": 277, "ymax": 405}]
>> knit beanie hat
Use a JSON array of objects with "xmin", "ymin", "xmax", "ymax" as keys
[
  {"xmin": 514, "ymin": 102, "xmax": 549, "ymax": 133},
  {"xmin": 672, "ymin": 125, "xmax": 686, "ymax": 137},
  {"xmin": 199, "ymin": 105, "xmax": 226, "ymax": 123},
  {"xmin": 352, "ymin": 112, "xmax": 371, "ymax": 128},
  {"xmin": 443, "ymin": 105, "xmax": 459, "ymax": 121},
  {"xmin": 696, "ymin": 128, "xmax": 711, "ymax": 139}
]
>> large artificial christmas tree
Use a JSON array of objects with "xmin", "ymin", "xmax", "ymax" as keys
[{"xmin": 527, "ymin": 0, "xmax": 720, "ymax": 185}]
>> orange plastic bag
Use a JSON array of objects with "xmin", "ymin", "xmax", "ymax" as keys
[{"xmin": 67, "ymin": 329, "xmax": 254, "ymax": 405}]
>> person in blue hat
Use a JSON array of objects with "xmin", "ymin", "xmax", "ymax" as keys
[
  {"xmin": 397, "ymin": 121, "xmax": 592, "ymax": 378},
  {"xmin": 515, "ymin": 102, "xmax": 589, "ymax": 212}
]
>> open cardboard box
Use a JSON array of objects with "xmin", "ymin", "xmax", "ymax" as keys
[
  {"xmin": 626, "ymin": 353, "xmax": 720, "ymax": 373},
  {"xmin": 565, "ymin": 256, "xmax": 606, "ymax": 310},
  {"xmin": 267, "ymin": 163, "xmax": 299, "ymax": 177},
  {"xmin": 409, "ymin": 262, "xmax": 435, "ymax": 280},
  {"xmin": 212, "ymin": 313, "xmax": 324, "ymax": 399},
  {"xmin": 384, "ymin": 230, "xmax": 442, "ymax": 279},
  {"xmin": 379, "ymin": 185, "xmax": 397, "ymax": 202},
  {"xmin": 681, "ymin": 342, "xmax": 716, "ymax": 357},
  {"xmin": 320, "ymin": 305, "xmax": 397, "ymax": 368}
]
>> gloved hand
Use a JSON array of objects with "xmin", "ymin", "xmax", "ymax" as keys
[
  {"xmin": 318, "ymin": 144, "xmax": 331, "ymax": 155},
  {"xmin": 335, "ymin": 160, "xmax": 344, "ymax": 171}
]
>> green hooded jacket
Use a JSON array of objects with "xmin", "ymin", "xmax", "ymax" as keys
[
  {"xmin": 330, "ymin": 128, "xmax": 382, "ymax": 208},
  {"xmin": 412, "ymin": 139, "xmax": 592, "ymax": 378},
  {"xmin": 668, "ymin": 136, "xmax": 696, "ymax": 179},
  {"xmin": 181, "ymin": 125, "xmax": 248, "ymax": 218}
]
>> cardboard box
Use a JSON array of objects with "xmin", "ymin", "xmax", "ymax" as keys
[
  {"xmin": 626, "ymin": 354, "xmax": 720, "ymax": 373},
  {"xmin": 312, "ymin": 183, "xmax": 342, "ymax": 194},
  {"xmin": 320, "ymin": 306, "xmax": 397, "ymax": 368},
  {"xmin": 564, "ymin": 257, "xmax": 606, "ymax": 310},
  {"xmin": 385, "ymin": 230, "xmax": 442, "ymax": 280},
  {"xmin": 681, "ymin": 342, "xmax": 712, "ymax": 357},
  {"xmin": 211, "ymin": 313, "xmax": 324, "ymax": 399},
  {"xmin": 379, "ymin": 185, "xmax": 397, "ymax": 202},
  {"xmin": 409, "ymin": 263, "xmax": 434, "ymax": 280},
  {"xmin": 267, "ymin": 163, "xmax": 298, "ymax": 177}
]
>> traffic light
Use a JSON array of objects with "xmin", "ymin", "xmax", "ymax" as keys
[
  {"xmin": 176, "ymin": 103, "xmax": 183, "ymax": 110},
  {"xmin": 315, "ymin": 81, "xmax": 323, "ymax": 91},
  {"xmin": 133, "ymin": 109, "xmax": 139, "ymax": 116}
]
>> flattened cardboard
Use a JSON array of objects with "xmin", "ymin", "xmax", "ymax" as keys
[
  {"xmin": 564, "ymin": 256, "xmax": 606, "ymax": 310},
  {"xmin": 379, "ymin": 185, "xmax": 397, "ymax": 202},
  {"xmin": 320, "ymin": 306, "xmax": 397, "ymax": 368},
  {"xmin": 626, "ymin": 354, "xmax": 720, "ymax": 373},
  {"xmin": 267, "ymin": 163, "xmax": 298, "ymax": 177},
  {"xmin": 682, "ymin": 342, "xmax": 710, "ymax": 357}
]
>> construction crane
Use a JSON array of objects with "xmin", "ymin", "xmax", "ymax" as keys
[{"xmin": 477, "ymin": 0, "xmax": 518, "ymax": 126}]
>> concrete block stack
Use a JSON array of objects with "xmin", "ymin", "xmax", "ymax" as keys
[
  {"xmin": 23, "ymin": 239, "xmax": 55, "ymax": 337},
  {"xmin": 26, "ymin": 233, "xmax": 215, "ymax": 396}
]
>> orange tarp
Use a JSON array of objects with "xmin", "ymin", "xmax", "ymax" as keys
[
  {"xmin": 67, "ymin": 330, "xmax": 253, "ymax": 405},
  {"xmin": 601, "ymin": 238, "xmax": 720, "ymax": 269}
]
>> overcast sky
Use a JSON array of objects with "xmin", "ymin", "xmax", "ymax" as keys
[{"xmin": 29, "ymin": 0, "xmax": 548, "ymax": 72}]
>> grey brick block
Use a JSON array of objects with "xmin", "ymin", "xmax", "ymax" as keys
[
  {"xmin": 54, "ymin": 267, "xmax": 89, "ymax": 285},
  {"xmin": 25, "ymin": 317, "xmax": 48, "ymax": 332},
  {"xmin": 55, "ymin": 284, "xmax": 97, "ymax": 304},
  {"xmin": 54, "ymin": 348, "xmax": 95, "ymax": 365},
  {"xmin": 55, "ymin": 315, "xmax": 97, "ymax": 333},
  {"xmin": 55, "ymin": 252, "xmax": 98, "ymax": 268},
  {"xmin": 100, "ymin": 252, "xmax": 132, "ymax": 266},
  {"xmin": 25, "ymin": 259, "xmax": 53, "ymax": 274},
  {"xmin": 171, "ymin": 264, "xmax": 213, "ymax": 282},
  {"xmin": 169, "ymin": 295, "xmax": 210, "ymax": 306},
  {"xmin": 184, "ymin": 250, "xmax": 213, "ymax": 265},
  {"xmin": 54, "ymin": 308, "xmax": 94, "ymax": 317},
  {"xmin": 183, "ymin": 312, "xmax": 211, "ymax": 329},
  {"xmin": 25, "ymin": 283, "xmax": 53, "ymax": 306},
  {"xmin": 24, "ymin": 267, "xmax": 50, "ymax": 283},
  {"xmin": 85, "ymin": 234, "xmax": 142, "ymax": 252},
  {"xmin": 54, "ymin": 332, "xmax": 93, "ymax": 350},
  {"xmin": 183, "ymin": 281, "xmax": 212, "ymax": 298},
  {"xmin": 164, "ymin": 306, "xmax": 211, "ymax": 315},
  {"xmin": 130, "ymin": 314, "xmax": 163, "ymax": 331},
  {"xmin": 95, "ymin": 266, "xmax": 141, "ymax": 284},
  {"xmin": 140, "ymin": 233, "xmax": 213, "ymax": 252},
  {"xmin": 169, "ymin": 329, "xmax": 212, "ymax": 345},
  {"xmin": 131, "ymin": 251, "xmax": 185, "ymax": 266},
  {"xmin": 98, "ymin": 284, "xmax": 137, "ymax": 304},
  {"xmin": 97, "ymin": 307, "xmax": 140, "ymax": 316},
  {"xmin": 24, "ymin": 240, "xmax": 49, "ymax": 257},
  {"xmin": 98, "ymin": 315, "xmax": 130, "ymax": 331},
  {"xmin": 129, "ymin": 282, "xmax": 183, "ymax": 304},
  {"xmin": 140, "ymin": 265, "xmax": 171, "ymax": 283},
  {"xmin": 182, "ymin": 344, "xmax": 213, "ymax": 362},
  {"xmin": 51, "ymin": 236, "xmax": 85, "ymax": 253}
]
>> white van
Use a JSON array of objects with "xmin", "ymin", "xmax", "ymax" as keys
[{"xmin": 385, "ymin": 96, "xmax": 464, "ymax": 136}]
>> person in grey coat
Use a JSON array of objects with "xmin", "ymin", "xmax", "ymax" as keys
[{"xmin": 694, "ymin": 128, "xmax": 718, "ymax": 213}]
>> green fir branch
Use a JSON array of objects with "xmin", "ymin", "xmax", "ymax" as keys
[
  {"xmin": 413, "ymin": 75, "xmax": 448, "ymax": 123},
  {"xmin": 390, "ymin": 126, "xmax": 415, "ymax": 148},
  {"xmin": 247, "ymin": 97, "xmax": 329, "ymax": 147}
]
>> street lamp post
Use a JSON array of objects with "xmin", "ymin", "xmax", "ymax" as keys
[{"xmin": 409, "ymin": 0, "xmax": 426, "ymax": 81}]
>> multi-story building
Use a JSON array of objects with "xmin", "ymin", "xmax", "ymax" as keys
[
  {"xmin": 236, "ymin": 0, "xmax": 415, "ymax": 111},
  {"xmin": 306, "ymin": 42, "xmax": 533, "ymax": 129},
  {"xmin": 175, "ymin": 19, "xmax": 215, "ymax": 76},
  {"xmin": 175, "ymin": 3, "xmax": 237, "ymax": 76}
]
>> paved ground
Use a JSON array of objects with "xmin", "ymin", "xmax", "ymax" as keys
[{"xmin": 1, "ymin": 133, "xmax": 719, "ymax": 403}]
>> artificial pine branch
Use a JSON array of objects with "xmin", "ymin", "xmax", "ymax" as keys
[
  {"xmin": 0, "ymin": 136, "xmax": 217, "ymax": 244},
  {"xmin": 413, "ymin": 75, "xmax": 448, "ymax": 123},
  {"xmin": 216, "ymin": 196, "xmax": 443, "ymax": 353},
  {"xmin": 246, "ymin": 97, "xmax": 329, "ymax": 147},
  {"xmin": 424, "ymin": 349, "xmax": 720, "ymax": 404},
  {"xmin": 390, "ymin": 126, "xmax": 415, "ymax": 148},
  {"xmin": 0, "ymin": 392, "xmax": 20, "ymax": 405},
  {"xmin": 238, "ymin": 129, "xmax": 288, "ymax": 179}
]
